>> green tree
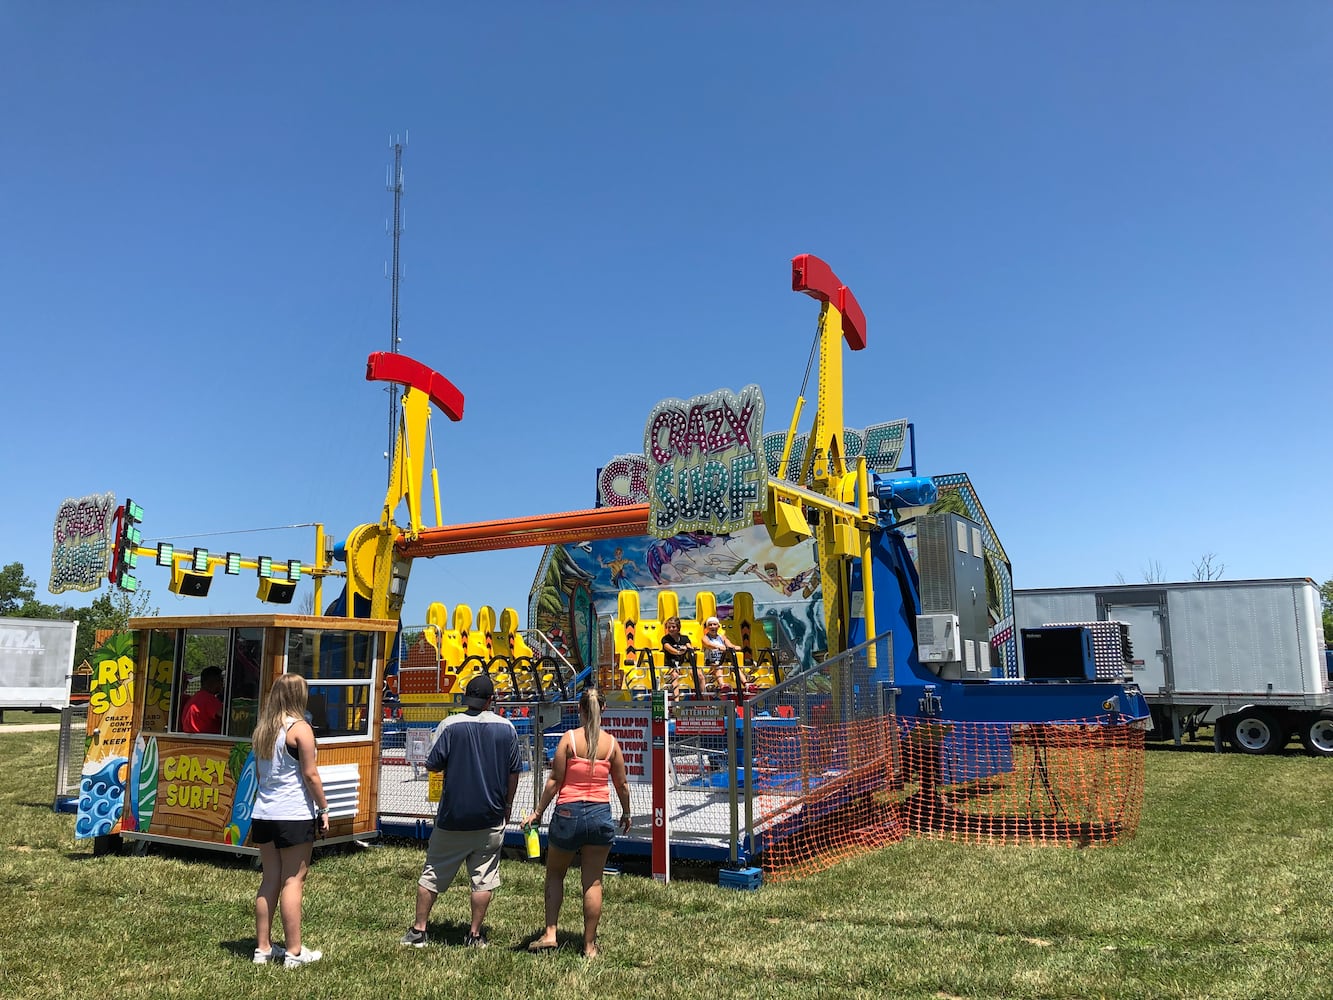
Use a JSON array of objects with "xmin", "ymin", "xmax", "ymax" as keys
[
  {"xmin": 0, "ymin": 562, "xmax": 68, "ymax": 619},
  {"xmin": 1321, "ymin": 578, "xmax": 1333, "ymax": 643},
  {"xmin": 0, "ymin": 562, "xmax": 38, "ymax": 616},
  {"xmin": 69, "ymin": 587, "xmax": 159, "ymax": 667}
]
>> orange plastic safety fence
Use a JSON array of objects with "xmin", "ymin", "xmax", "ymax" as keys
[
  {"xmin": 755, "ymin": 716, "xmax": 907, "ymax": 882},
  {"xmin": 756, "ymin": 714, "xmax": 1145, "ymax": 883}
]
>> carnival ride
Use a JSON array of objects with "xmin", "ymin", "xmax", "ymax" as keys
[
  {"xmin": 330, "ymin": 254, "xmax": 1145, "ymax": 726},
  {"xmin": 84, "ymin": 253, "xmax": 1150, "ymax": 868}
]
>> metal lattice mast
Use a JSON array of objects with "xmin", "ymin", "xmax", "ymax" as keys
[{"xmin": 386, "ymin": 135, "xmax": 406, "ymax": 486}]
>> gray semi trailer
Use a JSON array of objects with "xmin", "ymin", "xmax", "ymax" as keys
[{"xmin": 1014, "ymin": 578, "xmax": 1330, "ymax": 756}]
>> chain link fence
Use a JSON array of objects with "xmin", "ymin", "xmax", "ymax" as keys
[
  {"xmin": 742, "ymin": 634, "xmax": 900, "ymax": 880},
  {"xmin": 54, "ymin": 704, "xmax": 89, "ymax": 812},
  {"xmin": 738, "ymin": 632, "xmax": 1145, "ymax": 881},
  {"xmin": 377, "ymin": 700, "xmax": 669, "ymax": 848}
]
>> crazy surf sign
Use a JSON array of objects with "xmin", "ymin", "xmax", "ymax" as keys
[
  {"xmin": 642, "ymin": 385, "xmax": 767, "ymax": 539},
  {"xmin": 601, "ymin": 417, "xmax": 910, "ymax": 510}
]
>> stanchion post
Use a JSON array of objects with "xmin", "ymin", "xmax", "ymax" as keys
[
  {"xmin": 742, "ymin": 698, "xmax": 754, "ymax": 857},
  {"xmin": 650, "ymin": 688, "xmax": 670, "ymax": 883},
  {"xmin": 726, "ymin": 699, "xmax": 738, "ymax": 866}
]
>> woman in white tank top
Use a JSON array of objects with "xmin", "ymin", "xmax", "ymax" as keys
[{"xmin": 249, "ymin": 674, "xmax": 329, "ymax": 968}]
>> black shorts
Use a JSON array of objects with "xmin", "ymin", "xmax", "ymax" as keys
[{"xmin": 250, "ymin": 818, "xmax": 316, "ymax": 849}]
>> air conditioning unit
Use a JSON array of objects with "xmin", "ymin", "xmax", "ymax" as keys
[{"xmin": 918, "ymin": 613, "xmax": 960, "ymax": 663}]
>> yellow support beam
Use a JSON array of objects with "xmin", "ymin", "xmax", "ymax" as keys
[{"xmin": 780, "ymin": 256, "xmax": 871, "ymax": 657}]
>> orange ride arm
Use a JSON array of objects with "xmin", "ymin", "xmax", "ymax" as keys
[{"xmin": 401, "ymin": 505, "xmax": 652, "ymax": 558}]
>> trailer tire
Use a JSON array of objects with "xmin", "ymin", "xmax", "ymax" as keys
[
  {"xmin": 1298, "ymin": 712, "xmax": 1333, "ymax": 758},
  {"xmin": 1227, "ymin": 710, "xmax": 1285, "ymax": 755}
]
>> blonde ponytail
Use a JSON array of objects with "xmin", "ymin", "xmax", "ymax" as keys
[{"xmin": 580, "ymin": 686, "xmax": 605, "ymax": 761}]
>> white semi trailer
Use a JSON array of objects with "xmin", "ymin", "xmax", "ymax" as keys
[
  {"xmin": 0, "ymin": 616, "xmax": 79, "ymax": 711},
  {"xmin": 1013, "ymin": 578, "xmax": 1331, "ymax": 757}
]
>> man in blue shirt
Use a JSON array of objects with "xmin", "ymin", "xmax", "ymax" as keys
[{"xmin": 401, "ymin": 674, "xmax": 522, "ymax": 949}]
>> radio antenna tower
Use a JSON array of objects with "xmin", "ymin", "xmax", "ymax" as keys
[{"xmin": 385, "ymin": 133, "xmax": 407, "ymax": 485}]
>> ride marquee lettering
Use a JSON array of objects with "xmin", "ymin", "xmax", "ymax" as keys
[
  {"xmin": 600, "ymin": 417, "xmax": 910, "ymax": 508},
  {"xmin": 644, "ymin": 386, "xmax": 766, "ymax": 539},
  {"xmin": 49, "ymin": 492, "xmax": 116, "ymax": 594}
]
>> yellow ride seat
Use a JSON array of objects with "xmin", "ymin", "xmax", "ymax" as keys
[{"xmin": 611, "ymin": 591, "xmax": 643, "ymax": 695}]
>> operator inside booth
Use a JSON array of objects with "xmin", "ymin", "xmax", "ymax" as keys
[
  {"xmin": 156, "ymin": 624, "xmax": 375, "ymax": 740},
  {"xmin": 168, "ymin": 628, "xmax": 265, "ymax": 737},
  {"xmin": 179, "ymin": 666, "xmax": 224, "ymax": 733}
]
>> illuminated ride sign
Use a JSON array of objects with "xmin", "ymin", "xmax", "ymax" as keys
[
  {"xmin": 50, "ymin": 492, "xmax": 117, "ymax": 595},
  {"xmin": 600, "ymin": 416, "xmax": 909, "ymax": 510},
  {"xmin": 643, "ymin": 385, "xmax": 766, "ymax": 539}
]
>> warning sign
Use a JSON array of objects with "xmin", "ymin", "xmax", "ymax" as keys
[{"xmin": 673, "ymin": 702, "xmax": 727, "ymax": 736}]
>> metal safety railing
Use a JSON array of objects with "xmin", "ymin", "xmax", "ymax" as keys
[{"xmin": 377, "ymin": 699, "xmax": 660, "ymax": 844}]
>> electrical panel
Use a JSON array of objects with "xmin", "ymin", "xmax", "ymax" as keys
[
  {"xmin": 1034, "ymin": 620, "xmax": 1134, "ymax": 680},
  {"xmin": 915, "ymin": 512, "xmax": 989, "ymax": 680}
]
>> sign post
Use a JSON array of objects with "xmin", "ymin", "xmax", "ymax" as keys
[{"xmin": 650, "ymin": 688, "xmax": 670, "ymax": 883}]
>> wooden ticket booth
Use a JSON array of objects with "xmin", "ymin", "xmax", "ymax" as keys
[{"xmin": 90, "ymin": 613, "xmax": 397, "ymax": 855}]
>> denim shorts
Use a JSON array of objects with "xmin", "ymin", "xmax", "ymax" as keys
[{"xmin": 548, "ymin": 800, "xmax": 615, "ymax": 851}]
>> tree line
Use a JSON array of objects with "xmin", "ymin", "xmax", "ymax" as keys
[{"xmin": 0, "ymin": 561, "xmax": 157, "ymax": 668}]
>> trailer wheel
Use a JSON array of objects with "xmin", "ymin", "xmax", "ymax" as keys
[
  {"xmin": 1299, "ymin": 713, "xmax": 1333, "ymax": 758},
  {"xmin": 1228, "ymin": 710, "xmax": 1284, "ymax": 755}
]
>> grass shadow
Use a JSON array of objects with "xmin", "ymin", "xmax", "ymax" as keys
[
  {"xmin": 219, "ymin": 938, "xmax": 256, "ymax": 961},
  {"xmin": 422, "ymin": 918, "xmax": 482, "ymax": 947}
]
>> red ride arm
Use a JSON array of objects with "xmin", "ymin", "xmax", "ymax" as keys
[
  {"xmin": 791, "ymin": 254, "xmax": 867, "ymax": 351},
  {"xmin": 365, "ymin": 352, "xmax": 465, "ymax": 421}
]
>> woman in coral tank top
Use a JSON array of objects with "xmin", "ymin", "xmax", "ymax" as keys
[{"xmin": 525, "ymin": 686, "xmax": 631, "ymax": 958}]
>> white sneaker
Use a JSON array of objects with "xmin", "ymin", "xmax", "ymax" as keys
[
  {"xmin": 253, "ymin": 945, "xmax": 287, "ymax": 964},
  {"xmin": 283, "ymin": 947, "xmax": 322, "ymax": 968}
]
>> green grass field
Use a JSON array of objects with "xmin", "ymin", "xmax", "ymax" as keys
[
  {"xmin": 0, "ymin": 709, "xmax": 60, "ymax": 726},
  {"xmin": 1, "ymin": 728, "xmax": 1330, "ymax": 1000}
]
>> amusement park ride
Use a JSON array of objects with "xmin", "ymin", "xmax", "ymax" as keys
[
  {"xmin": 71, "ymin": 254, "xmax": 1149, "ymax": 860},
  {"xmin": 340, "ymin": 252, "xmax": 897, "ymax": 694},
  {"xmin": 328, "ymin": 252, "xmax": 1144, "ymax": 726}
]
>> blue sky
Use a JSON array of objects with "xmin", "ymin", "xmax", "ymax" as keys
[{"xmin": 3, "ymin": 3, "xmax": 1330, "ymax": 625}]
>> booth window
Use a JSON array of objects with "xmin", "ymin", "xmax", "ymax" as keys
[
  {"xmin": 285, "ymin": 628, "xmax": 378, "ymax": 739},
  {"xmin": 167, "ymin": 628, "xmax": 264, "ymax": 738},
  {"xmin": 141, "ymin": 629, "xmax": 179, "ymax": 732},
  {"xmin": 227, "ymin": 628, "xmax": 264, "ymax": 737}
]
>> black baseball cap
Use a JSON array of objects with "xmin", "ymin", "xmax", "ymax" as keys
[{"xmin": 463, "ymin": 673, "xmax": 494, "ymax": 708}]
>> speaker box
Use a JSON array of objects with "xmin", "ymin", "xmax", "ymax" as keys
[
  {"xmin": 258, "ymin": 578, "xmax": 297, "ymax": 605},
  {"xmin": 169, "ymin": 566, "xmax": 213, "ymax": 597}
]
